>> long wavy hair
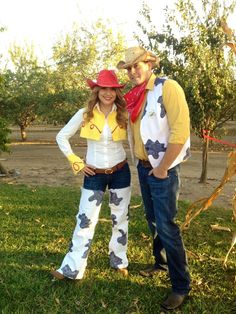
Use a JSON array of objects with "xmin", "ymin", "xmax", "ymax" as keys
[{"xmin": 84, "ymin": 87, "xmax": 128, "ymax": 129}]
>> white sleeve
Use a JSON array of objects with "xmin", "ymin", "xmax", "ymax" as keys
[{"xmin": 56, "ymin": 108, "xmax": 85, "ymax": 157}]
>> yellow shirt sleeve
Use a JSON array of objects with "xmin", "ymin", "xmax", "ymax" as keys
[{"xmin": 163, "ymin": 79, "xmax": 190, "ymax": 144}]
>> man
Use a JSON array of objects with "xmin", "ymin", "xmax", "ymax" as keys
[{"xmin": 117, "ymin": 47, "xmax": 191, "ymax": 311}]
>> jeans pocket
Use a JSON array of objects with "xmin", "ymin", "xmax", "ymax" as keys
[{"xmin": 150, "ymin": 174, "xmax": 169, "ymax": 181}]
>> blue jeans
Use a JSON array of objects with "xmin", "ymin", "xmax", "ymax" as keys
[
  {"xmin": 83, "ymin": 162, "xmax": 131, "ymax": 191},
  {"xmin": 137, "ymin": 161, "xmax": 191, "ymax": 295}
]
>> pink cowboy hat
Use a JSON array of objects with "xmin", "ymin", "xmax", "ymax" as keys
[{"xmin": 86, "ymin": 69, "xmax": 125, "ymax": 89}]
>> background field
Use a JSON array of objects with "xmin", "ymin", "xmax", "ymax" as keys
[{"xmin": 1, "ymin": 123, "xmax": 236, "ymax": 208}]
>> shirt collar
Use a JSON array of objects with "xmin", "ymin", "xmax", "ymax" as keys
[
  {"xmin": 146, "ymin": 73, "xmax": 156, "ymax": 91},
  {"xmin": 95, "ymin": 103, "xmax": 117, "ymax": 112}
]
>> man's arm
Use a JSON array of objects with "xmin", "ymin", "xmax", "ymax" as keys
[{"xmin": 150, "ymin": 79, "xmax": 190, "ymax": 178}]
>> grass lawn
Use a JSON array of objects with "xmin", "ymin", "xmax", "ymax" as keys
[{"xmin": 0, "ymin": 183, "xmax": 235, "ymax": 313}]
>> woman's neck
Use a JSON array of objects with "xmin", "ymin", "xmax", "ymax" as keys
[{"xmin": 99, "ymin": 103, "xmax": 113, "ymax": 117}]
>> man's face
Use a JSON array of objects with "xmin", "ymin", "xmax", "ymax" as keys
[{"xmin": 126, "ymin": 61, "xmax": 152, "ymax": 86}]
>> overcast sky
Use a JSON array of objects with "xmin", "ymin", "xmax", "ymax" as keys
[{"xmin": 0, "ymin": 0, "xmax": 235, "ymax": 62}]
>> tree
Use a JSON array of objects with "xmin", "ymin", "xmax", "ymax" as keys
[
  {"xmin": 137, "ymin": 0, "xmax": 236, "ymax": 182},
  {"xmin": 0, "ymin": 27, "xmax": 10, "ymax": 174},
  {"xmin": 1, "ymin": 21, "xmax": 127, "ymax": 132},
  {"xmin": 0, "ymin": 109, "xmax": 11, "ymax": 174},
  {"xmin": 0, "ymin": 117, "xmax": 10, "ymax": 163},
  {"xmin": 0, "ymin": 84, "xmax": 10, "ymax": 174},
  {"xmin": 3, "ymin": 44, "xmax": 48, "ymax": 141},
  {"xmin": 43, "ymin": 21, "xmax": 127, "ymax": 124}
]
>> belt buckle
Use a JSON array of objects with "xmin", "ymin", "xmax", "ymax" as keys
[{"xmin": 105, "ymin": 168, "xmax": 113, "ymax": 174}]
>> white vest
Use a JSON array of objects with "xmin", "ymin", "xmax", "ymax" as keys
[{"xmin": 140, "ymin": 77, "xmax": 190, "ymax": 169}]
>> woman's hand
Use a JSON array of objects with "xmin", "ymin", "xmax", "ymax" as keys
[{"xmin": 81, "ymin": 165, "xmax": 96, "ymax": 177}]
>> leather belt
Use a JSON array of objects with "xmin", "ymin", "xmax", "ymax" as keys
[
  {"xmin": 139, "ymin": 159, "xmax": 152, "ymax": 168},
  {"xmin": 92, "ymin": 159, "xmax": 127, "ymax": 174}
]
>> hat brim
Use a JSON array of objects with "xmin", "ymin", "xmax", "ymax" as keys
[
  {"xmin": 117, "ymin": 53, "xmax": 160, "ymax": 70},
  {"xmin": 86, "ymin": 79, "xmax": 125, "ymax": 89},
  {"xmin": 117, "ymin": 61, "xmax": 128, "ymax": 69}
]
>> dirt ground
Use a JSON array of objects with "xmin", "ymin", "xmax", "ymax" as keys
[{"xmin": 1, "ymin": 125, "xmax": 236, "ymax": 209}]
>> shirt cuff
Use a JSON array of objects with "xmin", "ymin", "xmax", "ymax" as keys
[{"xmin": 67, "ymin": 153, "xmax": 85, "ymax": 172}]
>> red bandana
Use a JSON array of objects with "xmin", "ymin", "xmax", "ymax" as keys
[{"xmin": 124, "ymin": 81, "xmax": 147, "ymax": 122}]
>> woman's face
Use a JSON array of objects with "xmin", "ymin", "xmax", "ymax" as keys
[{"xmin": 98, "ymin": 87, "xmax": 116, "ymax": 107}]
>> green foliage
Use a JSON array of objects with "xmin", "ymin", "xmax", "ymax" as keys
[
  {"xmin": 0, "ymin": 117, "xmax": 10, "ymax": 153},
  {"xmin": 0, "ymin": 184, "xmax": 235, "ymax": 313},
  {"xmin": 137, "ymin": 0, "xmax": 236, "ymax": 136},
  {"xmin": 0, "ymin": 34, "xmax": 11, "ymax": 152},
  {"xmin": 43, "ymin": 21, "xmax": 127, "ymax": 124},
  {"xmin": 0, "ymin": 22, "xmax": 127, "ymax": 128},
  {"xmin": 136, "ymin": 0, "xmax": 236, "ymax": 182},
  {"xmin": 2, "ymin": 45, "xmax": 49, "ymax": 140}
]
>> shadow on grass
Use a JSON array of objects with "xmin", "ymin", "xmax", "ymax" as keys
[
  {"xmin": 0, "ymin": 257, "xmax": 168, "ymax": 313},
  {"xmin": 0, "ymin": 250, "xmax": 235, "ymax": 313}
]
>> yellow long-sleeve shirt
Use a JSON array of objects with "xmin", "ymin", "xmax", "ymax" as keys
[{"xmin": 131, "ymin": 74, "xmax": 190, "ymax": 160}]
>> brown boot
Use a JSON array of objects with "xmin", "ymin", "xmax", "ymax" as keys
[
  {"xmin": 51, "ymin": 270, "xmax": 65, "ymax": 280},
  {"xmin": 117, "ymin": 268, "xmax": 129, "ymax": 277},
  {"xmin": 161, "ymin": 292, "xmax": 187, "ymax": 311},
  {"xmin": 139, "ymin": 265, "xmax": 166, "ymax": 277}
]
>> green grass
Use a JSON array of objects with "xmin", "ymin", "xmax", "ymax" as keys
[{"xmin": 0, "ymin": 183, "xmax": 235, "ymax": 314}]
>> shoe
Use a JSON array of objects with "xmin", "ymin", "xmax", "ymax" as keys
[
  {"xmin": 117, "ymin": 268, "xmax": 129, "ymax": 276},
  {"xmin": 51, "ymin": 270, "xmax": 65, "ymax": 280},
  {"xmin": 161, "ymin": 292, "xmax": 187, "ymax": 311},
  {"xmin": 139, "ymin": 265, "xmax": 166, "ymax": 277}
]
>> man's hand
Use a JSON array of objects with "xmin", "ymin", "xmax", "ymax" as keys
[
  {"xmin": 149, "ymin": 167, "xmax": 168, "ymax": 179},
  {"xmin": 148, "ymin": 143, "xmax": 184, "ymax": 179}
]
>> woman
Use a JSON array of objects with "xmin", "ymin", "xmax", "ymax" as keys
[{"xmin": 51, "ymin": 69, "xmax": 131, "ymax": 280}]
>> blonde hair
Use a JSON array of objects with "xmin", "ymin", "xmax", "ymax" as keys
[{"xmin": 84, "ymin": 87, "xmax": 128, "ymax": 129}]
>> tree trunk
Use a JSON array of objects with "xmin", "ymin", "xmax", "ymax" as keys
[
  {"xmin": 0, "ymin": 161, "xmax": 8, "ymax": 175},
  {"xmin": 199, "ymin": 136, "xmax": 209, "ymax": 183},
  {"xmin": 20, "ymin": 125, "xmax": 27, "ymax": 141}
]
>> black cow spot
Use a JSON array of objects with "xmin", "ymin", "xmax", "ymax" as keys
[
  {"xmin": 110, "ymin": 191, "xmax": 123, "ymax": 206},
  {"xmin": 154, "ymin": 77, "xmax": 166, "ymax": 86},
  {"xmin": 109, "ymin": 251, "xmax": 123, "ymax": 268},
  {"xmin": 145, "ymin": 139, "xmax": 166, "ymax": 159},
  {"xmin": 117, "ymin": 229, "xmax": 127, "ymax": 246},
  {"xmin": 82, "ymin": 239, "xmax": 92, "ymax": 259},
  {"xmin": 111, "ymin": 214, "xmax": 118, "ymax": 227},
  {"xmin": 183, "ymin": 147, "xmax": 191, "ymax": 160},
  {"xmin": 157, "ymin": 96, "xmax": 166, "ymax": 118},
  {"xmin": 61, "ymin": 264, "xmax": 79, "ymax": 279},
  {"xmin": 88, "ymin": 190, "xmax": 104, "ymax": 206},
  {"xmin": 68, "ymin": 241, "xmax": 73, "ymax": 252},
  {"xmin": 78, "ymin": 213, "xmax": 91, "ymax": 229}
]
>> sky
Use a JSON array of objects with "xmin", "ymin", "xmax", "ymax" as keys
[
  {"xmin": 0, "ymin": 0, "xmax": 235, "ymax": 63},
  {"xmin": 0, "ymin": 0, "xmax": 170, "ymax": 61}
]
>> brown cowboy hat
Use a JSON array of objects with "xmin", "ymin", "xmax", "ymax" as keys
[
  {"xmin": 117, "ymin": 46, "xmax": 160, "ymax": 69},
  {"xmin": 86, "ymin": 69, "xmax": 125, "ymax": 89}
]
